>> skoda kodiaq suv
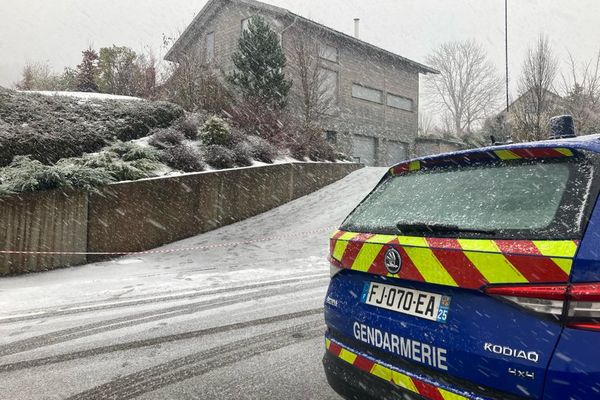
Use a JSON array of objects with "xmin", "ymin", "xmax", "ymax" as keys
[{"xmin": 323, "ymin": 136, "xmax": 600, "ymax": 400}]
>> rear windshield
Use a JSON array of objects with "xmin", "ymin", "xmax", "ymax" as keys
[{"xmin": 341, "ymin": 159, "xmax": 595, "ymax": 239}]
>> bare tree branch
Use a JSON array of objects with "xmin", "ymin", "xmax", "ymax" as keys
[
  {"xmin": 285, "ymin": 32, "xmax": 335, "ymax": 130},
  {"xmin": 560, "ymin": 49, "xmax": 600, "ymax": 135},
  {"xmin": 511, "ymin": 35, "xmax": 560, "ymax": 142},
  {"xmin": 425, "ymin": 40, "xmax": 503, "ymax": 137}
]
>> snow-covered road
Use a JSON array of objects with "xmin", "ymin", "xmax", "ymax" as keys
[{"xmin": 0, "ymin": 167, "xmax": 385, "ymax": 400}]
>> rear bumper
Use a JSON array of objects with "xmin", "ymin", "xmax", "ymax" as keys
[
  {"xmin": 323, "ymin": 336, "xmax": 490, "ymax": 400},
  {"xmin": 323, "ymin": 350, "xmax": 427, "ymax": 400}
]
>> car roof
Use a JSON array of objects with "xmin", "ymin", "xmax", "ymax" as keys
[{"xmin": 391, "ymin": 134, "xmax": 600, "ymax": 171}]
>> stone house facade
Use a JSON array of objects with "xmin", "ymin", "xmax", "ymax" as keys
[{"xmin": 165, "ymin": 0, "xmax": 438, "ymax": 166}]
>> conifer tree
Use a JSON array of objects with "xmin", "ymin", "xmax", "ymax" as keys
[
  {"xmin": 76, "ymin": 48, "xmax": 99, "ymax": 92},
  {"xmin": 229, "ymin": 16, "xmax": 292, "ymax": 109}
]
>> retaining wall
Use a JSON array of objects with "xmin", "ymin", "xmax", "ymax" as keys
[{"xmin": 0, "ymin": 162, "xmax": 362, "ymax": 275}]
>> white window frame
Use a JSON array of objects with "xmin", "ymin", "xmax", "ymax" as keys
[
  {"xmin": 206, "ymin": 32, "xmax": 215, "ymax": 62},
  {"xmin": 319, "ymin": 44, "xmax": 339, "ymax": 63},
  {"xmin": 352, "ymin": 84, "xmax": 383, "ymax": 104},
  {"xmin": 387, "ymin": 93, "xmax": 414, "ymax": 112}
]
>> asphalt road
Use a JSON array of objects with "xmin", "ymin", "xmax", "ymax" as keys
[{"xmin": 0, "ymin": 167, "xmax": 385, "ymax": 400}]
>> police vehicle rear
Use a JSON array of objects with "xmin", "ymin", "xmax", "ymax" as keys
[{"xmin": 323, "ymin": 118, "xmax": 600, "ymax": 399}]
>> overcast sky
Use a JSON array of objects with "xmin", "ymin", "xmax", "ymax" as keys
[{"xmin": 1, "ymin": 0, "xmax": 599, "ymax": 100}]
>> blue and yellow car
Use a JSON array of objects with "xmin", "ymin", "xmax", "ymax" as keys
[{"xmin": 324, "ymin": 128, "xmax": 600, "ymax": 399}]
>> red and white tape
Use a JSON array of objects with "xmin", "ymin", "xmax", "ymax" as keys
[{"xmin": 0, "ymin": 226, "xmax": 337, "ymax": 256}]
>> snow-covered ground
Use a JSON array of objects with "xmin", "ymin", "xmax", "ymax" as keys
[{"xmin": 0, "ymin": 167, "xmax": 385, "ymax": 400}]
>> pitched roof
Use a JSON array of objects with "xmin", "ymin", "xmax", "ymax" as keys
[{"xmin": 164, "ymin": 0, "xmax": 439, "ymax": 75}]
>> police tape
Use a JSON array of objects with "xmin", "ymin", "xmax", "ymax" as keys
[{"xmin": 0, "ymin": 226, "xmax": 338, "ymax": 256}]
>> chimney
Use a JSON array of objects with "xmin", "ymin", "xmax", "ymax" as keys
[{"xmin": 354, "ymin": 18, "xmax": 360, "ymax": 39}]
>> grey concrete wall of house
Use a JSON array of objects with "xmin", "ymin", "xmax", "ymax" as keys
[
  {"xmin": 181, "ymin": 1, "xmax": 278, "ymax": 74},
  {"xmin": 280, "ymin": 24, "xmax": 420, "ymax": 166},
  {"xmin": 0, "ymin": 190, "xmax": 88, "ymax": 275},
  {"xmin": 0, "ymin": 162, "xmax": 361, "ymax": 275}
]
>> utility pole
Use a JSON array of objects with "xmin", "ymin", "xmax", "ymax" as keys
[{"xmin": 505, "ymin": 0, "xmax": 510, "ymax": 113}]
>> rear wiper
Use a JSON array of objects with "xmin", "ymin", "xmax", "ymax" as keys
[{"xmin": 396, "ymin": 222, "xmax": 496, "ymax": 236}]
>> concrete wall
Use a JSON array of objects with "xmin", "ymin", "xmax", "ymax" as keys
[
  {"xmin": 414, "ymin": 138, "xmax": 464, "ymax": 158},
  {"xmin": 0, "ymin": 190, "xmax": 88, "ymax": 275},
  {"xmin": 0, "ymin": 162, "xmax": 362, "ymax": 275}
]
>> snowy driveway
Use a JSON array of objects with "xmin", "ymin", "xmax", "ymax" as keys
[{"xmin": 0, "ymin": 167, "xmax": 385, "ymax": 400}]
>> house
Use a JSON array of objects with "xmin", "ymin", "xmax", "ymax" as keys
[
  {"xmin": 509, "ymin": 88, "xmax": 563, "ymax": 116},
  {"xmin": 485, "ymin": 88, "xmax": 564, "ymax": 143},
  {"xmin": 165, "ymin": 0, "xmax": 439, "ymax": 166}
]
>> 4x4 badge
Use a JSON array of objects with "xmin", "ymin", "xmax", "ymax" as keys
[{"xmin": 384, "ymin": 248, "xmax": 402, "ymax": 274}]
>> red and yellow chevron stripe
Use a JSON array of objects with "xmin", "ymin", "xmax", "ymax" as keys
[
  {"xmin": 326, "ymin": 338, "xmax": 471, "ymax": 400},
  {"xmin": 390, "ymin": 147, "xmax": 575, "ymax": 176},
  {"xmin": 330, "ymin": 231, "xmax": 579, "ymax": 289}
]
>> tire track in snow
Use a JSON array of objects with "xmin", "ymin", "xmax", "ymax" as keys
[
  {"xmin": 0, "ymin": 308, "xmax": 323, "ymax": 373},
  {"xmin": 66, "ymin": 320, "xmax": 324, "ymax": 400},
  {"xmin": 0, "ymin": 272, "xmax": 328, "ymax": 324},
  {"xmin": 0, "ymin": 278, "xmax": 327, "ymax": 357}
]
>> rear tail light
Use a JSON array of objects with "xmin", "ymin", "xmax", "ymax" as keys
[
  {"xmin": 484, "ymin": 283, "xmax": 600, "ymax": 331},
  {"xmin": 566, "ymin": 283, "xmax": 600, "ymax": 330}
]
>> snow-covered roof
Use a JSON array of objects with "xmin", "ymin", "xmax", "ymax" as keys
[{"xmin": 164, "ymin": 0, "xmax": 438, "ymax": 75}]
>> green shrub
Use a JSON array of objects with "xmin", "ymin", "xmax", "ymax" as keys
[
  {"xmin": 245, "ymin": 135, "xmax": 277, "ymax": 163},
  {"xmin": 232, "ymin": 141, "xmax": 253, "ymax": 167},
  {"xmin": 107, "ymin": 141, "xmax": 159, "ymax": 162},
  {"xmin": 148, "ymin": 128, "xmax": 185, "ymax": 149},
  {"xmin": 72, "ymin": 152, "xmax": 160, "ymax": 181},
  {"xmin": 0, "ymin": 88, "xmax": 184, "ymax": 166},
  {"xmin": 160, "ymin": 144, "xmax": 205, "ymax": 172},
  {"xmin": 200, "ymin": 116, "xmax": 231, "ymax": 146},
  {"xmin": 0, "ymin": 184, "xmax": 12, "ymax": 196},
  {"xmin": 173, "ymin": 113, "xmax": 207, "ymax": 140},
  {"xmin": 203, "ymin": 145, "xmax": 236, "ymax": 169},
  {"xmin": 110, "ymin": 101, "xmax": 185, "ymax": 141},
  {"xmin": 0, "ymin": 156, "xmax": 114, "ymax": 193}
]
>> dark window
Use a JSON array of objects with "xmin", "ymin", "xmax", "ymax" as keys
[
  {"xmin": 319, "ymin": 44, "xmax": 339, "ymax": 63},
  {"xmin": 352, "ymin": 84, "xmax": 383, "ymax": 104},
  {"xmin": 325, "ymin": 131, "xmax": 337, "ymax": 144},
  {"xmin": 341, "ymin": 158, "xmax": 595, "ymax": 239},
  {"xmin": 387, "ymin": 93, "xmax": 413, "ymax": 111}
]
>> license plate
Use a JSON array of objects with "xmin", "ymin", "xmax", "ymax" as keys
[{"xmin": 361, "ymin": 282, "xmax": 451, "ymax": 323}]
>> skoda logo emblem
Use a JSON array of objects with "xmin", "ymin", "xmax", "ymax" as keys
[{"xmin": 384, "ymin": 248, "xmax": 402, "ymax": 274}]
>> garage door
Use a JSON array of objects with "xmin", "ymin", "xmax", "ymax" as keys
[
  {"xmin": 352, "ymin": 135, "xmax": 376, "ymax": 166},
  {"xmin": 384, "ymin": 140, "xmax": 408, "ymax": 165}
]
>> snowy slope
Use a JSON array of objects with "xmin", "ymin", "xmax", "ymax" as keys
[{"xmin": 0, "ymin": 167, "xmax": 385, "ymax": 317}]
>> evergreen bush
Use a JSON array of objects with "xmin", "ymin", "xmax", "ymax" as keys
[
  {"xmin": 108, "ymin": 141, "xmax": 159, "ymax": 162},
  {"xmin": 148, "ymin": 128, "xmax": 185, "ymax": 149},
  {"xmin": 245, "ymin": 135, "xmax": 277, "ymax": 163},
  {"xmin": 160, "ymin": 144, "xmax": 205, "ymax": 172},
  {"xmin": 0, "ymin": 87, "xmax": 183, "ymax": 166},
  {"xmin": 200, "ymin": 116, "xmax": 231, "ymax": 146},
  {"xmin": 203, "ymin": 145, "xmax": 236, "ymax": 169},
  {"xmin": 0, "ymin": 156, "xmax": 114, "ymax": 193}
]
